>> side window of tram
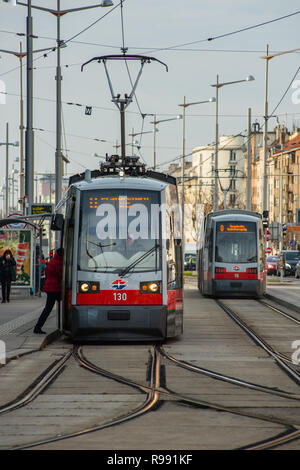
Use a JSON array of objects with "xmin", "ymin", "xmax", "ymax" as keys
[
  {"xmin": 207, "ymin": 226, "xmax": 213, "ymax": 263},
  {"xmin": 166, "ymin": 214, "xmax": 176, "ymax": 284},
  {"xmin": 175, "ymin": 241, "xmax": 183, "ymax": 288},
  {"xmin": 259, "ymin": 226, "xmax": 264, "ymax": 268}
]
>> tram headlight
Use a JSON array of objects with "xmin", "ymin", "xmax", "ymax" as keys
[
  {"xmin": 78, "ymin": 281, "xmax": 100, "ymax": 293},
  {"xmin": 80, "ymin": 282, "xmax": 90, "ymax": 293},
  {"xmin": 140, "ymin": 281, "xmax": 161, "ymax": 293},
  {"xmin": 149, "ymin": 282, "xmax": 159, "ymax": 293}
]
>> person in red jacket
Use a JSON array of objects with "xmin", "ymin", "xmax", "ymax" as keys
[{"xmin": 33, "ymin": 248, "xmax": 64, "ymax": 334}]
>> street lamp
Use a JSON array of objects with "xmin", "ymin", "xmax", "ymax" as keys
[
  {"xmin": 128, "ymin": 128, "xmax": 159, "ymax": 159},
  {"xmin": 149, "ymin": 115, "xmax": 182, "ymax": 170},
  {"xmin": 260, "ymin": 45, "xmax": 300, "ymax": 214},
  {"xmin": 16, "ymin": 0, "xmax": 114, "ymax": 227},
  {"xmin": 178, "ymin": 96, "xmax": 215, "ymax": 241},
  {"xmin": 0, "ymin": 43, "xmax": 56, "ymax": 212},
  {"xmin": 0, "ymin": 123, "xmax": 19, "ymax": 217},
  {"xmin": 211, "ymin": 74, "xmax": 255, "ymax": 211}
]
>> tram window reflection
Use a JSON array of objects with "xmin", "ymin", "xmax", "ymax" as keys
[{"xmin": 78, "ymin": 189, "xmax": 161, "ymax": 273}]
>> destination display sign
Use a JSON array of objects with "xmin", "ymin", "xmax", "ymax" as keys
[
  {"xmin": 88, "ymin": 195, "xmax": 150, "ymax": 209},
  {"xmin": 31, "ymin": 204, "xmax": 53, "ymax": 215},
  {"xmin": 217, "ymin": 222, "xmax": 255, "ymax": 233}
]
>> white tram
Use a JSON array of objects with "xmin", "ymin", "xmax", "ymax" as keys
[
  {"xmin": 197, "ymin": 210, "xmax": 266, "ymax": 297},
  {"xmin": 52, "ymin": 156, "xmax": 183, "ymax": 342}
]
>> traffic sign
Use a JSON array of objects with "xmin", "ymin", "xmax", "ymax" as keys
[{"xmin": 266, "ymin": 247, "xmax": 272, "ymax": 254}]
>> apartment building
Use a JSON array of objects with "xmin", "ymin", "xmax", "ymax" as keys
[{"xmin": 192, "ymin": 135, "xmax": 245, "ymax": 211}]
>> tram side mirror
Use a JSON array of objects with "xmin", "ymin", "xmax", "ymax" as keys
[{"xmin": 51, "ymin": 213, "xmax": 64, "ymax": 231}]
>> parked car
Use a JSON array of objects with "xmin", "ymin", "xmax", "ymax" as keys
[
  {"xmin": 276, "ymin": 250, "xmax": 300, "ymax": 276},
  {"xmin": 266, "ymin": 256, "xmax": 278, "ymax": 275}
]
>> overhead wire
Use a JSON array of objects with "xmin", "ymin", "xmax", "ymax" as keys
[
  {"xmin": 1, "ymin": 4, "xmax": 300, "ymax": 175},
  {"xmin": 143, "ymin": 9, "xmax": 300, "ymax": 55},
  {"xmin": 232, "ymin": 62, "xmax": 300, "ymax": 170},
  {"xmin": 0, "ymin": 1, "xmax": 123, "ymax": 78}
]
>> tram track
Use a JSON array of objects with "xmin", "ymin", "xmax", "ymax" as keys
[
  {"xmin": 0, "ymin": 349, "xmax": 73, "ymax": 416},
  {"xmin": 16, "ymin": 343, "xmax": 300, "ymax": 451},
  {"xmin": 215, "ymin": 299, "xmax": 300, "ymax": 384},
  {"xmin": 9, "ymin": 345, "xmax": 162, "ymax": 450},
  {"xmin": 0, "ymin": 340, "xmax": 299, "ymax": 450},
  {"xmin": 157, "ymin": 346, "xmax": 300, "ymax": 401},
  {"xmin": 258, "ymin": 299, "xmax": 300, "ymax": 325},
  {"xmin": 1, "ymin": 298, "xmax": 300, "ymax": 451},
  {"xmin": 155, "ymin": 346, "xmax": 300, "ymax": 450}
]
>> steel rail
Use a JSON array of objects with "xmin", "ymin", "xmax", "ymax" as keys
[
  {"xmin": 240, "ymin": 428, "xmax": 300, "ymax": 450},
  {"xmin": 258, "ymin": 299, "xmax": 300, "ymax": 325},
  {"xmin": 11, "ymin": 345, "xmax": 161, "ymax": 450},
  {"xmin": 157, "ymin": 346, "xmax": 300, "ymax": 400},
  {"xmin": 0, "ymin": 349, "xmax": 72, "ymax": 416},
  {"xmin": 157, "ymin": 348, "xmax": 300, "ymax": 450},
  {"xmin": 216, "ymin": 299, "xmax": 300, "ymax": 383},
  {"xmin": 5, "ymin": 344, "xmax": 299, "ymax": 451}
]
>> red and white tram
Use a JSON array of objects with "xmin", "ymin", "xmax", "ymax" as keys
[
  {"xmin": 197, "ymin": 210, "xmax": 266, "ymax": 297},
  {"xmin": 52, "ymin": 156, "xmax": 183, "ymax": 341}
]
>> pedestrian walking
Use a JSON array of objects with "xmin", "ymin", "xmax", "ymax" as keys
[
  {"xmin": 33, "ymin": 248, "xmax": 64, "ymax": 334},
  {"xmin": 0, "ymin": 249, "xmax": 17, "ymax": 303}
]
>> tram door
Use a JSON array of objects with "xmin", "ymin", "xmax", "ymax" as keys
[
  {"xmin": 62, "ymin": 197, "xmax": 75, "ymax": 332},
  {"xmin": 203, "ymin": 217, "xmax": 213, "ymax": 294}
]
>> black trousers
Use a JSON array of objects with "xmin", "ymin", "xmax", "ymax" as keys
[
  {"xmin": 35, "ymin": 292, "xmax": 61, "ymax": 329},
  {"xmin": 1, "ymin": 281, "xmax": 11, "ymax": 302}
]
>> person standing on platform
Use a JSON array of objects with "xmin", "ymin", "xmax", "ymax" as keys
[
  {"xmin": 0, "ymin": 249, "xmax": 17, "ymax": 303},
  {"xmin": 33, "ymin": 248, "xmax": 64, "ymax": 334}
]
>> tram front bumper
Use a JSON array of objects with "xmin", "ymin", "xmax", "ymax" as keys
[
  {"xmin": 70, "ymin": 305, "xmax": 168, "ymax": 341},
  {"xmin": 213, "ymin": 279, "xmax": 262, "ymax": 297}
]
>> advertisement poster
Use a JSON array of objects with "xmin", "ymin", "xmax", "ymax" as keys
[{"xmin": 0, "ymin": 229, "xmax": 32, "ymax": 288}]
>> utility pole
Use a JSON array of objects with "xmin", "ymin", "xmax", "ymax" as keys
[
  {"xmin": 214, "ymin": 76, "xmax": 219, "ymax": 211},
  {"xmin": 19, "ymin": 42, "xmax": 25, "ymax": 213},
  {"xmin": 262, "ymin": 44, "xmax": 269, "ymax": 214},
  {"xmin": 246, "ymin": 107, "xmax": 252, "ymax": 210},
  {"xmin": 25, "ymin": 0, "xmax": 34, "ymax": 215},
  {"xmin": 279, "ymin": 154, "xmax": 284, "ymax": 280},
  {"xmin": 181, "ymin": 97, "xmax": 186, "ymax": 240},
  {"xmin": 1, "ymin": 123, "xmax": 19, "ymax": 217},
  {"xmin": 55, "ymin": 0, "xmax": 63, "ymax": 216},
  {"xmin": 6, "ymin": 123, "xmax": 9, "ymax": 216}
]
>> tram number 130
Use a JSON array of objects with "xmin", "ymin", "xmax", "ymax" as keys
[{"xmin": 113, "ymin": 292, "xmax": 127, "ymax": 301}]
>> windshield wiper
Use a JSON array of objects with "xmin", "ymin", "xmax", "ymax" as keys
[
  {"xmin": 119, "ymin": 243, "xmax": 160, "ymax": 277},
  {"xmin": 87, "ymin": 240, "xmax": 116, "ymax": 249},
  {"xmin": 86, "ymin": 240, "xmax": 116, "ymax": 272}
]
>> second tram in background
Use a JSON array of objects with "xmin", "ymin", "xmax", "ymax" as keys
[{"xmin": 197, "ymin": 210, "xmax": 266, "ymax": 297}]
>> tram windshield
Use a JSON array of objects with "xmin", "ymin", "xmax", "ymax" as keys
[
  {"xmin": 215, "ymin": 221, "xmax": 257, "ymax": 263},
  {"xmin": 78, "ymin": 189, "xmax": 161, "ymax": 273}
]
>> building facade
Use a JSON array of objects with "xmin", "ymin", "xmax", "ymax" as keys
[{"xmin": 192, "ymin": 135, "xmax": 246, "ymax": 211}]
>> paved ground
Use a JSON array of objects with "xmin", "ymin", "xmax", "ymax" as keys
[
  {"xmin": 0, "ymin": 292, "xmax": 58, "ymax": 362},
  {"xmin": 0, "ymin": 281, "xmax": 299, "ymax": 451}
]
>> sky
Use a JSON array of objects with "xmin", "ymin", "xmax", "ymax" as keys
[{"xmin": 0, "ymin": 0, "xmax": 300, "ymax": 193}]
